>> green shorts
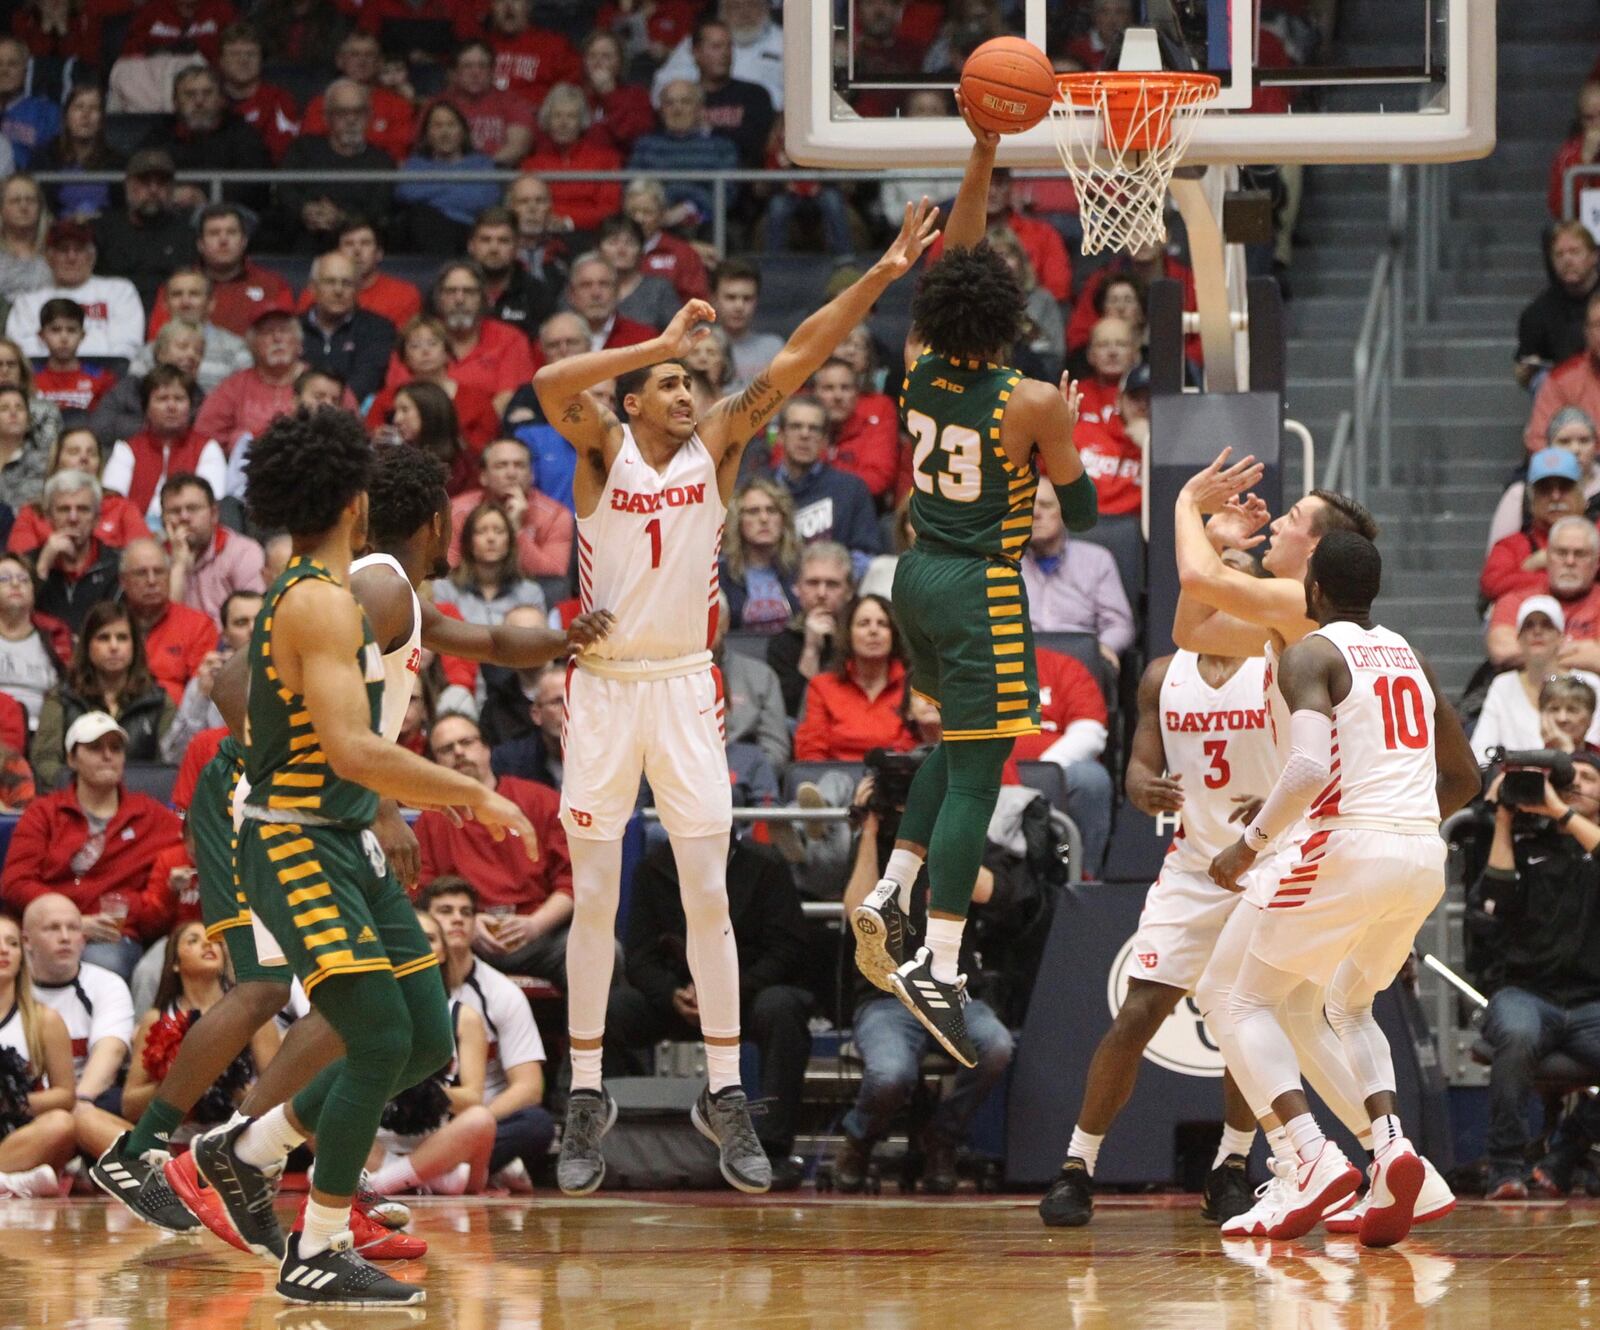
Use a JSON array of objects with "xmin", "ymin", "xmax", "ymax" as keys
[
  {"xmin": 892, "ymin": 544, "xmax": 1041, "ymax": 742},
  {"xmin": 237, "ymin": 820, "xmax": 436, "ymax": 997}
]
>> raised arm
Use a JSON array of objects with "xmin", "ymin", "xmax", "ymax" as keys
[
  {"xmin": 941, "ymin": 91, "xmax": 1001, "ymax": 250},
  {"xmin": 700, "ymin": 199, "xmax": 942, "ymax": 460}
]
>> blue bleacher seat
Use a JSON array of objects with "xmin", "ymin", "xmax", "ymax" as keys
[
  {"xmin": 1034, "ymin": 630, "xmax": 1117, "ymax": 711},
  {"xmin": 123, "ymin": 762, "xmax": 178, "ymax": 806},
  {"xmin": 723, "ymin": 630, "xmax": 771, "ymax": 664}
]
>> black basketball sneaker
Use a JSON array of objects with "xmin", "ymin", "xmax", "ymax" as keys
[
  {"xmin": 851, "ymin": 880, "xmax": 908, "ymax": 992},
  {"xmin": 888, "ymin": 946, "xmax": 977, "ymax": 1068}
]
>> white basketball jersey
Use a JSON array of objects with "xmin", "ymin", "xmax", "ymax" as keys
[
  {"xmin": 351, "ymin": 552, "xmax": 422, "ymax": 743},
  {"xmin": 1307, "ymin": 620, "xmax": 1439, "ymax": 830},
  {"xmin": 1160, "ymin": 651, "xmax": 1281, "ymax": 870},
  {"xmin": 577, "ymin": 426, "xmax": 724, "ymax": 662}
]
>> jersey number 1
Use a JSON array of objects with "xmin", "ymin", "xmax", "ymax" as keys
[
  {"xmin": 645, "ymin": 518, "xmax": 662, "ymax": 569},
  {"xmin": 1375, "ymin": 675, "xmax": 1428, "ymax": 750},
  {"xmin": 907, "ymin": 410, "xmax": 982, "ymax": 503}
]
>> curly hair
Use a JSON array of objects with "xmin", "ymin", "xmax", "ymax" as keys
[
  {"xmin": 910, "ymin": 242, "xmax": 1025, "ymax": 363},
  {"xmin": 368, "ymin": 440, "xmax": 448, "ymax": 549},
  {"xmin": 245, "ymin": 405, "xmax": 373, "ymax": 536}
]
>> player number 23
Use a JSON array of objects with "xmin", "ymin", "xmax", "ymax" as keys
[{"xmin": 907, "ymin": 410, "xmax": 982, "ymax": 504}]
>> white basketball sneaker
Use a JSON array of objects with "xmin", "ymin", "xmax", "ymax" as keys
[
  {"xmin": 1357, "ymin": 1138, "xmax": 1426, "ymax": 1248},
  {"xmin": 1268, "ymin": 1140, "xmax": 1362, "ymax": 1242},
  {"xmin": 1220, "ymin": 1157, "xmax": 1294, "ymax": 1238},
  {"xmin": 1324, "ymin": 1153, "xmax": 1456, "ymax": 1234}
]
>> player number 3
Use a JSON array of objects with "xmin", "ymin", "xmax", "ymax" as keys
[{"xmin": 907, "ymin": 409, "xmax": 982, "ymax": 503}]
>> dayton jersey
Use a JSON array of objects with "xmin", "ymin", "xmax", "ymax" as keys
[
  {"xmin": 351, "ymin": 552, "xmax": 422, "ymax": 742},
  {"xmin": 245, "ymin": 557, "xmax": 385, "ymax": 829},
  {"xmin": 1305, "ymin": 620, "xmax": 1439, "ymax": 830},
  {"xmin": 899, "ymin": 352, "xmax": 1038, "ymax": 562},
  {"xmin": 1161, "ymin": 651, "xmax": 1280, "ymax": 871},
  {"xmin": 578, "ymin": 425, "xmax": 724, "ymax": 661}
]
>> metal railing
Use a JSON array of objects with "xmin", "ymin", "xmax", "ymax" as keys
[{"xmin": 1323, "ymin": 162, "xmax": 1410, "ymax": 504}]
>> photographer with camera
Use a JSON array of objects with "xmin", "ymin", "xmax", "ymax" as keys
[
  {"xmin": 1474, "ymin": 750, "xmax": 1600, "ymax": 1198},
  {"xmin": 834, "ymin": 752, "xmax": 1015, "ymax": 1195}
]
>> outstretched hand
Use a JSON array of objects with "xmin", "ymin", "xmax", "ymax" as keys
[
  {"xmin": 1057, "ymin": 371, "xmax": 1083, "ymax": 431},
  {"xmin": 876, "ymin": 198, "xmax": 942, "ymax": 280},
  {"xmin": 660, "ymin": 299, "xmax": 717, "ymax": 358},
  {"xmin": 1208, "ymin": 494, "xmax": 1271, "ymax": 552},
  {"xmin": 954, "ymin": 88, "xmax": 1002, "ymax": 150},
  {"xmin": 1179, "ymin": 447, "xmax": 1266, "ymax": 515}
]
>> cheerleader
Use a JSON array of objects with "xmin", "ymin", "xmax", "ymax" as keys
[{"xmin": 0, "ymin": 912, "xmax": 75, "ymax": 1195}]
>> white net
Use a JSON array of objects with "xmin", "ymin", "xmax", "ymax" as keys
[{"xmin": 1048, "ymin": 75, "xmax": 1218, "ymax": 255}]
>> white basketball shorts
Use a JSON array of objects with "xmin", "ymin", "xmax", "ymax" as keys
[
  {"xmin": 1248, "ymin": 826, "xmax": 1446, "ymax": 988},
  {"xmin": 560, "ymin": 664, "xmax": 733, "ymax": 841}
]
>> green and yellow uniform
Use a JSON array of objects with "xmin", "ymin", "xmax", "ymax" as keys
[
  {"xmin": 894, "ymin": 352, "xmax": 1041, "ymax": 741},
  {"xmin": 189, "ymin": 737, "xmax": 283, "ymax": 985},
  {"xmin": 236, "ymin": 557, "xmax": 435, "ymax": 996}
]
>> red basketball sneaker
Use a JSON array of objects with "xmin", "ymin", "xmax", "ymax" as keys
[{"xmin": 164, "ymin": 1150, "xmax": 253, "ymax": 1256}]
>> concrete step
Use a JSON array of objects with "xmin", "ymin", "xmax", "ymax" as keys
[
  {"xmin": 1445, "ymin": 267, "xmax": 1560, "ymax": 298},
  {"xmin": 1404, "ymin": 338, "xmax": 1517, "ymax": 378},
  {"xmin": 1428, "ymin": 294, "xmax": 1528, "ymax": 325},
  {"xmin": 1296, "ymin": 217, "xmax": 1389, "ymax": 246},
  {"xmin": 1287, "ymin": 338, "xmax": 1357, "ymax": 379},
  {"xmin": 1285, "ymin": 297, "xmax": 1371, "ymax": 337},
  {"xmin": 1286, "ymin": 377, "xmax": 1528, "ymax": 422}
]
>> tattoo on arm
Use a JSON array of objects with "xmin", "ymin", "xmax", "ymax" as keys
[
  {"xmin": 562, "ymin": 402, "xmax": 585, "ymax": 424},
  {"xmin": 733, "ymin": 373, "xmax": 782, "ymax": 429}
]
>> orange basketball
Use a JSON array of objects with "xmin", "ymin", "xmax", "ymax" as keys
[{"xmin": 959, "ymin": 37, "xmax": 1056, "ymax": 134}]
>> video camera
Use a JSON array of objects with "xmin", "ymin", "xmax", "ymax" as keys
[
  {"xmin": 860, "ymin": 745, "xmax": 935, "ymax": 819},
  {"xmin": 1486, "ymin": 747, "xmax": 1575, "ymax": 808}
]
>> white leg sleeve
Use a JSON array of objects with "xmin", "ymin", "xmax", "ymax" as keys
[
  {"xmin": 565, "ymin": 837, "xmax": 623, "ymax": 1041},
  {"xmin": 1227, "ymin": 956, "xmax": 1309, "ymax": 1109},
  {"xmin": 1325, "ymin": 959, "xmax": 1397, "ymax": 1099},
  {"xmin": 1282, "ymin": 981, "xmax": 1373, "ymax": 1137},
  {"xmin": 668, "ymin": 832, "xmax": 741, "ymax": 1042}
]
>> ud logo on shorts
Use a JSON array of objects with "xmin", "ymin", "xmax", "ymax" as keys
[
  {"xmin": 360, "ymin": 829, "xmax": 388, "ymax": 879},
  {"xmin": 570, "ymin": 808, "xmax": 593, "ymax": 827},
  {"xmin": 1106, "ymin": 937, "xmax": 1225, "ymax": 1078}
]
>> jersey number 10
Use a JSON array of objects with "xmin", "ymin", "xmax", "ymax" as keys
[
  {"xmin": 1374, "ymin": 675, "xmax": 1428, "ymax": 751},
  {"xmin": 907, "ymin": 410, "xmax": 982, "ymax": 504}
]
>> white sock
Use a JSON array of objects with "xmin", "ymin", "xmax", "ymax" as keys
[
  {"xmin": 299, "ymin": 1197, "xmax": 350, "ymax": 1257},
  {"xmin": 705, "ymin": 1043, "xmax": 742, "ymax": 1094},
  {"xmin": 924, "ymin": 918, "xmax": 965, "ymax": 984},
  {"xmin": 1267, "ymin": 1126, "xmax": 1297, "ymax": 1173},
  {"xmin": 1213, "ymin": 1124, "xmax": 1256, "ymax": 1170},
  {"xmin": 569, "ymin": 1042, "xmax": 603, "ymax": 1094},
  {"xmin": 365, "ymin": 1153, "xmax": 421, "ymax": 1196},
  {"xmin": 1372, "ymin": 1113, "xmax": 1404, "ymax": 1151},
  {"xmin": 425, "ymin": 1162, "xmax": 471, "ymax": 1195},
  {"xmin": 234, "ymin": 1106, "xmax": 304, "ymax": 1170},
  {"xmin": 1285, "ymin": 1112, "xmax": 1325, "ymax": 1165},
  {"xmin": 1067, "ymin": 1127, "xmax": 1103, "ymax": 1176},
  {"xmin": 883, "ymin": 848, "xmax": 924, "ymax": 913}
]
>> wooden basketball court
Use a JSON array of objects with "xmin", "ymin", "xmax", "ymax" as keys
[{"xmin": 2, "ymin": 1193, "xmax": 1596, "ymax": 1328}]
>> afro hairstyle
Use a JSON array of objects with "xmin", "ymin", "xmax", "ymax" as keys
[
  {"xmin": 367, "ymin": 440, "xmax": 449, "ymax": 550},
  {"xmin": 245, "ymin": 406, "xmax": 373, "ymax": 536},
  {"xmin": 909, "ymin": 242, "xmax": 1026, "ymax": 364}
]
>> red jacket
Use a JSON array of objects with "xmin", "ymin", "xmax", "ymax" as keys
[
  {"xmin": 414, "ymin": 774, "xmax": 571, "ymax": 909},
  {"xmin": 1074, "ymin": 377, "xmax": 1142, "ymax": 517},
  {"xmin": 1067, "ymin": 255, "xmax": 1201, "ymax": 360},
  {"xmin": 527, "ymin": 313, "xmax": 658, "ymax": 372},
  {"xmin": 124, "ymin": 0, "xmax": 235, "ymax": 59},
  {"xmin": 1480, "ymin": 527, "xmax": 1554, "ymax": 605},
  {"xmin": 1005, "ymin": 648, "xmax": 1108, "ymax": 781},
  {"xmin": 366, "ymin": 380, "xmax": 500, "ymax": 453},
  {"xmin": 520, "ymin": 131, "xmax": 623, "ymax": 232},
  {"xmin": 588, "ymin": 82, "xmax": 656, "ymax": 152},
  {"xmin": 830, "ymin": 394, "xmax": 901, "ymax": 502},
  {"xmin": 302, "ymin": 87, "xmax": 414, "ymax": 164},
  {"xmin": 0, "ymin": 783, "xmax": 183, "ymax": 937},
  {"xmin": 641, "ymin": 231, "xmax": 710, "ymax": 301},
  {"xmin": 1550, "ymin": 135, "xmax": 1599, "ymax": 218},
  {"xmin": 141, "ymin": 600, "xmax": 219, "ymax": 704},
  {"xmin": 140, "ymin": 842, "xmax": 202, "ymax": 937},
  {"xmin": 8, "ymin": 492, "xmax": 147, "ymax": 556},
  {"xmin": 149, "ymin": 262, "xmax": 292, "ymax": 339},
  {"xmin": 794, "ymin": 659, "xmax": 913, "ymax": 762},
  {"xmin": 490, "ymin": 27, "xmax": 583, "ymax": 108},
  {"xmin": 229, "ymin": 83, "xmax": 300, "ymax": 162},
  {"xmin": 122, "ymin": 429, "xmax": 215, "ymax": 517},
  {"xmin": 171, "ymin": 725, "xmax": 226, "ymax": 811},
  {"xmin": 0, "ymin": 689, "xmax": 25, "ymax": 756}
]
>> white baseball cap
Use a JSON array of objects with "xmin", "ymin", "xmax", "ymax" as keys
[
  {"xmin": 1516, "ymin": 594, "xmax": 1566, "ymax": 633},
  {"xmin": 64, "ymin": 711, "xmax": 128, "ymax": 752}
]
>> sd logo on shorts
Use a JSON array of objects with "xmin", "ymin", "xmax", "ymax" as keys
[{"xmin": 361, "ymin": 829, "xmax": 388, "ymax": 880}]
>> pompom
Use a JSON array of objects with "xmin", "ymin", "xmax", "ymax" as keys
[
  {"xmin": 380, "ymin": 1075, "xmax": 451, "ymax": 1138},
  {"xmin": 142, "ymin": 1010, "xmax": 193, "ymax": 1081},
  {"xmin": 0, "ymin": 1046, "xmax": 33, "ymax": 1134}
]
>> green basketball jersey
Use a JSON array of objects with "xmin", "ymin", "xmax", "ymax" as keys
[
  {"xmin": 899, "ymin": 352, "xmax": 1039, "ymax": 562},
  {"xmin": 245, "ymin": 557, "xmax": 383, "ymax": 829}
]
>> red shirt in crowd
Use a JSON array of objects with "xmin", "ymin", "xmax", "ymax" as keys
[
  {"xmin": 229, "ymin": 83, "xmax": 300, "ymax": 162},
  {"xmin": 149, "ymin": 262, "xmax": 293, "ymax": 338},
  {"xmin": 587, "ymin": 82, "xmax": 656, "ymax": 152},
  {"xmin": 0, "ymin": 783, "xmax": 183, "ymax": 938},
  {"xmin": 12, "ymin": 7, "xmax": 102, "ymax": 63},
  {"xmin": 0, "ymin": 690, "xmax": 25, "ymax": 756},
  {"xmin": 1066, "ymin": 255, "xmax": 1200, "ymax": 359},
  {"xmin": 925, "ymin": 209, "xmax": 1071, "ymax": 301},
  {"xmin": 1073, "ymin": 377, "xmax": 1142, "ymax": 517},
  {"xmin": 794, "ymin": 659, "xmax": 913, "ymax": 762},
  {"xmin": 124, "ymin": 0, "xmax": 236, "ymax": 59},
  {"xmin": 1480, "ymin": 527, "xmax": 1563, "ymax": 606},
  {"xmin": 140, "ymin": 841, "xmax": 203, "ymax": 935},
  {"xmin": 489, "ymin": 27, "xmax": 582, "ymax": 108},
  {"xmin": 7, "ymin": 492, "xmax": 146, "ymax": 556},
  {"xmin": 141, "ymin": 600, "xmax": 219, "ymax": 703},
  {"xmin": 1492, "ymin": 581, "xmax": 1600, "ymax": 640},
  {"xmin": 367, "ymin": 379, "xmax": 501, "ymax": 452},
  {"xmin": 527, "ymin": 313, "xmax": 656, "ymax": 373},
  {"xmin": 33, "ymin": 366, "xmax": 116, "ymax": 414},
  {"xmin": 296, "ymin": 272, "xmax": 422, "ymax": 333},
  {"xmin": 171, "ymin": 725, "xmax": 227, "ymax": 811},
  {"xmin": 1004, "ymin": 648, "xmax": 1108, "ymax": 782},
  {"xmin": 520, "ymin": 131, "xmax": 623, "ymax": 232},
  {"xmin": 448, "ymin": 486, "xmax": 574, "ymax": 578},
  {"xmin": 830, "ymin": 394, "xmax": 901, "ymax": 503},
  {"xmin": 433, "ymin": 88, "xmax": 535, "ymax": 159},
  {"xmin": 413, "ymin": 774, "xmax": 572, "ymax": 910},
  {"xmin": 641, "ymin": 231, "xmax": 710, "ymax": 301},
  {"xmin": 301, "ymin": 86, "xmax": 415, "ymax": 163}
]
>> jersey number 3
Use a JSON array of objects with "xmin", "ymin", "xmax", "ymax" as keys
[
  {"xmin": 1202, "ymin": 739, "xmax": 1230, "ymax": 789},
  {"xmin": 907, "ymin": 410, "xmax": 982, "ymax": 503}
]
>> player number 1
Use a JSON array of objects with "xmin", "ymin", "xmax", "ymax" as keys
[{"xmin": 646, "ymin": 517, "xmax": 662, "ymax": 569}]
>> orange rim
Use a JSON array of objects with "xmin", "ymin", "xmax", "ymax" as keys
[{"xmin": 1054, "ymin": 70, "xmax": 1221, "ymax": 152}]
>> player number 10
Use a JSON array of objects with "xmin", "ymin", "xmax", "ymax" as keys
[
  {"xmin": 906, "ymin": 410, "xmax": 982, "ymax": 503},
  {"xmin": 1374, "ymin": 675, "xmax": 1428, "ymax": 750}
]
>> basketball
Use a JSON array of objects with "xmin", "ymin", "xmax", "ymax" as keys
[{"xmin": 959, "ymin": 36, "xmax": 1057, "ymax": 134}]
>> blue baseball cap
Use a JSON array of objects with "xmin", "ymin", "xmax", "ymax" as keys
[{"xmin": 1528, "ymin": 448, "xmax": 1583, "ymax": 486}]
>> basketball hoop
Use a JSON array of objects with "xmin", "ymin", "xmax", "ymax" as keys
[{"xmin": 1049, "ymin": 71, "xmax": 1220, "ymax": 255}]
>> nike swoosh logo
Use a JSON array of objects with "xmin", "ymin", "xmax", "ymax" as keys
[{"xmin": 1527, "ymin": 855, "xmax": 1548, "ymax": 865}]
